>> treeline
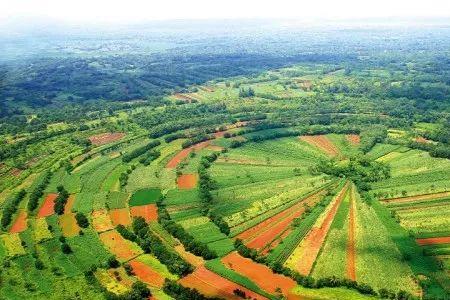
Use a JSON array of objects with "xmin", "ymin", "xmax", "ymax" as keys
[
  {"xmin": 28, "ymin": 171, "xmax": 52, "ymax": 212},
  {"xmin": 1, "ymin": 189, "xmax": 26, "ymax": 229},
  {"xmin": 158, "ymin": 203, "xmax": 218, "ymax": 259},
  {"xmin": 163, "ymin": 279, "xmax": 222, "ymax": 300},
  {"xmin": 360, "ymin": 125, "xmax": 388, "ymax": 153},
  {"xmin": 182, "ymin": 134, "xmax": 214, "ymax": 149},
  {"xmin": 139, "ymin": 149, "xmax": 161, "ymax": 166},
  {"xmin": 54, "ymin": 186, "xmax": 69, "ymax": 215},
  {"xmin": 407, "ymin": 141, "xmax": 450, "ymax": 160},
  {"xmin": 314, "ymin": 157, "xmax": 390, "ymax": 191},
  {"xmin": 122, "ymin": 140, "xmax": 161, "ymax": 162},
  {"xmin": 197, "ymin": 153, "xmax": 230, "ymax": 235},
  {"xmin": 119, "ymin": 165, "xmax": 136, "ymax": 188},
  {"xmin": 117, "ymin": 218, "xmax": 193, "ymax": 276}
]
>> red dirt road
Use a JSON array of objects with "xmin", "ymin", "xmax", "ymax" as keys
[
  {"xmin": 346, "ymin": 187, "xmax": 356, "ymax": 281},
  {"xmin": 295, "ymin": 183, "xmax": 349, "ymax": 275},
  {"xmin": 222, "ymin": 252, "xmax": 296, "ymax": 297},
  {"xmin": 179, "ymin": 266, "xmax": 268, "ymax": 300},
  {"xmin": 416, "ymin": 236, "xmax": 450, "ymax": 246},
  {"xmin": 166, "ymin": 141, "xmax": 210, "ymax": 168},
  {"xmin": 130, "ymin": 204, "xmax": 158, "ymax": 222},
  {"xmin": 37, "ymin": 193, "xmax": 57, "ymax": 218},
  {"xmin": 177, "ymin": 174, "xmax": 198, "ymax": 189},
  {"xmin": 129, "ymin": 260, "xmax": 165, "ymax": 288},
  {"xmin": 9, "ymin": 210, "xmax": 27, "ymax": 233},
  {"xmin": 299, "ymin": 135, "xmax": 340, "ymax": 157}
]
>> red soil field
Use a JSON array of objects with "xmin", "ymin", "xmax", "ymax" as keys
[
  {"xmin": 10, "ymin": 168, "xmax": 22, "ymax": 177},
  {"xmin": 9, "ymin": 210, "xmax": 27, "ymax": 233},
  {"xmin": 346, "ymin": 189, "xmax": 356, "ymax": 281},
  {"xmin": 99, "ymin": 230, "xmax": 141, "ymax": 261},
  {"xmin": 64, "ymin": 195, "xmax": 76, "ymax": 214},
  {"xmin": 295, "ymin": 184, "xmax": 349, "ymax": 275},
  {"xmin": 260, "ymin": 230, "xmax": 292, "ymax": 256},
  {"xmin": 237, "ymin": 189, "xmax": 327, "ymax": 243},
  {"xmin": 37, "ymin": 193, "xmax": 57, "ymax": 218},
  {"xmin": 346, "ymin": 134, "xmax": 360, "ymax": 145},
  {"xmin": 89, "ymin": 132, "xmax": 125, "ymax": 146},
  {"xmin": 129, "ymin": 260, "xmax": 165, "ymax": 288},
  {"xmin": 109, "ymin": 208, "xmax": 132, "ymax": 226},
  {"xmin": 92, "ymin": 209, "xmax": 114, "ymax": 232},
  {"xmin": 299, "ymin": 135, "xmax": 340, "ymax": 157},
  {"xmin": 416, "ymin": 236, "xmax": 450, "ymax": 246},
  {"xmin": 179, "ymin": 266, "xmax": 268, "ymax": 300},
  {"xmin": 166, "ymin": 141, "xmax": 210, "ymax": 168},
  {"xmin": 177, "ymin": 174, "xmax": 198, "ymax": 189},
  {"xmin": 130, "ymin": 204, "xmax": 158, "ymax": 222},
  {"xmin": 59, "ymin": 213, "xmax": 81, "ymax": 237},
  {"xmin": 381, "ymin": 191, "xmax": 450, "ymax": 204},
  {"xmin": 222, "ymin": 252, "xmax": 296, "ymax": 297}
]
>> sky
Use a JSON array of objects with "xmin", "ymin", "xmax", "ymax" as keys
[{"xmin": 1, "ymin": 0, "xmax": 450, "ymax": 24}]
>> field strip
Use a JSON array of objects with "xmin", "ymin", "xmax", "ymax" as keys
[
  {"xmin": 416, "ymin": 236, "xmax": 450, "ymax": 246},
  {"xmin": 299, "ymin": 135, "xmax": 340, "ymax": 157},
  {"xmin": 238, "ymin": 188, "xmax": 327, "ymax": 242},
  {"xmin": 179, "ymin": 266, "xmax": 268, "ymax": 300},
  {"xmin": 221, "ymin": 252, "xmax": 296, "ymax": 297},
  {"xmin": 381, "ymin": 191, "xmax": 450, "ymax": 204},
  {"xmin": 346, "ymin": 185, "xmax": 356, "ymax": 281},
  {"xmin": 290, "ymin": 182, "xmax": 349, "ymax": 275},
  {"xmin": 166, "ymin": 140, "xmax": 210, "ymax": 168},
  {"xmin": 230, "ymin": 181, "xmax": 336, "ymax": 236}
]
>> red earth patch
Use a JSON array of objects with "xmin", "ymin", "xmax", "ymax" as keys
[
  {"xmin": 89, "ymin": 132, "xmax": 125, "ymax": 146},
  {"xmin": 37, "ymin": 193, "xmax": 57, "ymax": 218},
  {"xmin": 9, "ymin": 210, "xmax": 27, "ymax": 233},
  {"xmin": 179, "ymin": 266, "xmax": 268, "ymax": 300},
  {"xmin": 222, "ymin": 252, "xmax": 296, "ymax": 297},
  {"xmin": 177, "ymin": 174, "xmax": 198, "ymax": 189},
  {"xmin": 300, "ymin": 135, "xmax": 340, "ymax": 157},
  {"xmin": 166, "ymin": 141, "xmax": 210, "ymax": 168},
  {"xmin": 109, "ymin": 208, "xmax": 132, "ymax": 226},
  {"xmin": 130, "ymin": 204, "xmax": 158, "ymax": 222},
  {"xmin": 129, "ymin": 260, "xmax": 165, "ymax": 288},
  {"xmin": 416, "ymin": 236, "xmax": 450, "ymax": 246}
]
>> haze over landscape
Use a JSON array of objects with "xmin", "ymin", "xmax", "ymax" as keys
[{"xmin": 0, "ymin": 1, "xmax": 450, "ymax": 300}]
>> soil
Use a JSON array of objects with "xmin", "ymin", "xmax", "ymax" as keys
[
  {"xmin": 346, "ymin": 134, "xmax": 360, "ymax": 145},
  {"xmin": 109, "ymin": 208, "xmax": 132, "ymax": 226},
  {"xmin": 99, "ymin": 230, "xmax": 141, "ymax": 261},
  {"xmin": 179, "ymin": 266, "xmax": 268, "ymax": 300},
  {"xmin": 89, "ymin": 132, "xmax": 125, "ymax": 146},
  {"xmin": 129, "ymin": 259, "xmax": 165, "ymax": 288},
  {"xmin": 381, "ymin": 191, "xmax": 450, "ymax": 204},
  {"xmin": 416, "ymin": 236, "xmax": 450, "ymax": 246},
  {"xmin": 222, "ymin": 252, "xmax": 296, "ymax": 297},
  {"xmin": 295, "ymin": 184, "xmax": 349, "ymax": 275},
  {"xmin": 299, "ymin": 135, "xmax": 340, "ymax": 157},
  {"xmin": 177, "ymin": 174, "xmax": 198, "ymax": 189},
  {"xmin": 130, "ymin": 204, "xmax": 158, "ymax": 222},
  {"xmin": 9, "ymin": 210, "xmax": 27, "ymax": 233},
  {"xmin": 166, "ymin": 141, "xmax": 210, "ymax": 168},
  {"xmin": 37, "ymin": 193, "xmax": 58, "ymax": 218}
]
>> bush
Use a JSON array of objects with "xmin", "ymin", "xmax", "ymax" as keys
[
  {"xmin": 75, "ymin": 212, "xmax": 89, "ymax": 228},
  {"xmin": 61, "ymin": 243, "xmax": 72, "ymax": 254},
  {"xmin": 107, "ymin": 256, "xmax": 120, "ymax": 268}
]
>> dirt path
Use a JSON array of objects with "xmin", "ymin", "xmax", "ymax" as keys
[
  {"xmin": 346, "ymin": 186, "xmax": 356, "ymax": 281},
  {"xmin": 416, "ymin": 236, "xmax": 450, "ymax": 246},
  {"xmin": 381, "ymin": 191, "xmax": 450, "ymax": 204},
  {"xmin": 295, "ymin": 183, "xmax": 349, "ymax": 275}
]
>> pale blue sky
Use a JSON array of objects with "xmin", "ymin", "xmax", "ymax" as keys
[{"xmin": 1, "ymin": 0, "xmax": 450, "ymax": 24}]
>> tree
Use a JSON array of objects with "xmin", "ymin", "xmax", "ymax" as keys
[
  {"xmin": 75, "ymin": 212, "xmax": 89, "ymax": 228},
  {"xmin": 61, "ymin": 243, "xmax": 72, "ymax": 254}
]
